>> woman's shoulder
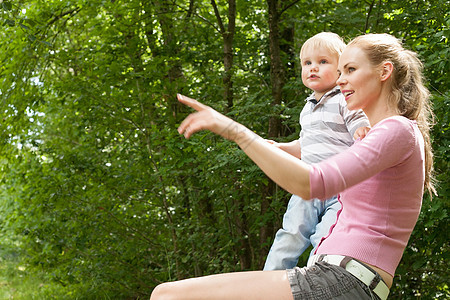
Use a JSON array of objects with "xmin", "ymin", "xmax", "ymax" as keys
[
  {"xmin": 374, "ymin": 116, "xmax": 417, "ymax": 133},
  {"xmin": 368, "ymin": 116, "xmax": 419, "ymax": 152}
]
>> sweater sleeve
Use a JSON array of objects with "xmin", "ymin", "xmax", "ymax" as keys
[{"xmin": 310, "ymin": 117, "xmax": 417, "ymax": 200}]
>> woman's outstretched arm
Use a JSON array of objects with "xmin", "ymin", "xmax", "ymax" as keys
[
  {"xmin": 177, "ymin": 94, "xmax": 311, "ymax": 199},
  {"xmin": 150, "ymin": 270, "xmax": 293, "ymax": 300}
]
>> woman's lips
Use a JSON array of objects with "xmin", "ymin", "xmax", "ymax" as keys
[{"xmin": 342, "ymin": 90, "xmax": 354, "ymax": 100}]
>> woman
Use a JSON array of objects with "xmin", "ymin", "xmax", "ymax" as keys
[{"xmin": 150, "ymin": 33, "xmax": 434, "ymax": 300}]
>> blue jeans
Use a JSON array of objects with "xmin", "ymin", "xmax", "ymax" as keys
[{"xmin": 264, "ymin": 195, "xmax": 340, "ymax": 270}]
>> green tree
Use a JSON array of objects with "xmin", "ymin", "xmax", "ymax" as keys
[{"xmin": 0, "ymin": 0, "xmax": 448, "ymax": 298}]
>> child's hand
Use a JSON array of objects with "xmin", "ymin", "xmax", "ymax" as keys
[{"xmin": 354, "ymin": 126, "xmax": 371, "ymax": 140}]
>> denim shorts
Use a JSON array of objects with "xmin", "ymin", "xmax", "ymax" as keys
[{"xmin": 287, "ymin": 262, "xmax": 381, "ymax": 300}]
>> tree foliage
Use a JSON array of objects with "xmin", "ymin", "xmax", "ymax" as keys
[{"xmin": 0, "ymin": 0, "xmax": 448, "ymax": 298}]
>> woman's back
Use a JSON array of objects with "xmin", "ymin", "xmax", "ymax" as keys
[{"xmin": 311, "ymin": 116, "xmax": 425, "ymax": 276}]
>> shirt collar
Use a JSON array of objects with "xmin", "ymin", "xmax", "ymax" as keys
[{"xmin": 306, "ymin": 86, "xmax": 341, "ymax": 105}]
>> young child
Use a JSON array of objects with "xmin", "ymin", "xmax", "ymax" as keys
[{"xmin": 263, "ymin": 32, "xmax": 370, "ymax": 270}]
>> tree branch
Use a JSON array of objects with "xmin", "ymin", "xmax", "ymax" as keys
[
  {"xmin": 187, "ymin": 0, "xmax": 195, "ymax": 17},
  {"xmin": 46, "ymin": 7, "xmax": 82, "ymax": 27},
  {"xmin": 365, "ymin": 0, "xmax": 376, "ymax": 31},
  {"xmin": 211, "ymin": 0, "xmax": 226, "ymax": 34},
  {"xmin": 280, "ymin": 0, "xmax": 302, "ymax": 16}
]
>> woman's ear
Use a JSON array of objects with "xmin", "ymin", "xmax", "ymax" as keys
[{"xmin": 380, "ymin": 61, "xmax": 394, "ymax": 82}]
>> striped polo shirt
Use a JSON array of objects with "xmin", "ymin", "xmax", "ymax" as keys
[{"xmin": 299, "ymin": 87, "xmax": 370, "ymax": 164}]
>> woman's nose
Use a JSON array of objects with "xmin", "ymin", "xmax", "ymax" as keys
[{"xmin": 336, "ymin": 74, "xmax": 345, "ymax": 85}]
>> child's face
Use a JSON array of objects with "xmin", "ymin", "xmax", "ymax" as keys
[{"xmin": 301, "ymin": 47, "xmax": 340, "ymax": 99}]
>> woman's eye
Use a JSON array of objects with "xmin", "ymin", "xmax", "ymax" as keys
[{"xmin": 348, "ymin": 67, "xmax": 356, "ymax": 72}]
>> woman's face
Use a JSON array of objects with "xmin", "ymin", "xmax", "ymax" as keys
[{"xmin": 336, "ymin": 46, "xmax": 383, "ymax": 112}]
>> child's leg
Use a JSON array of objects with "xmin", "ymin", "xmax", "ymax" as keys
[
  {"xmin": 309, "ymin": 196, "xmax": 340, "ymax": 255},
  {"xmin": 150, "ymin": 270, "xmax": 293, "ymax": 300},
  {"xmin": 264, "ymin": 195, "xmax": 321, "ymax": 270}
]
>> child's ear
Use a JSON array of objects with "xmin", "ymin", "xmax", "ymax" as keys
[{"xmin": 380, "ymin": 61, "xmax": 394, "ymax": 82}]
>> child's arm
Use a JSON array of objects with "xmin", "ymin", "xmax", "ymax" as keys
[
  {"xmin": 354, "ymin": 126, "xmax": 371, "ymax": 140},
  {"xmin": 266, "ymin": 139, "xmax": 301, "ymax": 159}
]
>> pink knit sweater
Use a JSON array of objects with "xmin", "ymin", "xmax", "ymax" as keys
[{"xmin": 310, "ymin": 116, "xmax": 425, "ymax": 276}]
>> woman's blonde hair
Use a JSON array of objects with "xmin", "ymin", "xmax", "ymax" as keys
[
  {"xmin": 300, "ymin": 32, "xmax": 346, "ymax": 60},
  {"xmin": 348, "ymin": 33, "xmax": 436, "ymax": 197}
]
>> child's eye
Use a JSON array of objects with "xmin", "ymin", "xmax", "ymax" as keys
[
  {"xmin": 348, "ymin": 67, "xmax": 356, "ymax": 73},
  {"xmin": 320, "ymin": 59, "xmax": 328, "ymax": 64},
  {"xmin": 304, "ymin": 61, "xmax": 311, "ymax": 65}
]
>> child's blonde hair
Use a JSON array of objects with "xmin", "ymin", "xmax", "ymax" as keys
[
  {"xmin": 348, "ymin": 33, "xmax": 436, "ymax": 197},
  {"xmin": 300, "ymin": 32, "xmax": 346, "ymax": 60}
]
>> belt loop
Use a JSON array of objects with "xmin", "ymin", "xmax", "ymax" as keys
[
  {"xmin": 339, "ymin": 256, "xmax": 353, "ymax": 268},
  {"xmin": 369, "ymin": 273, "xmax": 381, "ymax": 290}
]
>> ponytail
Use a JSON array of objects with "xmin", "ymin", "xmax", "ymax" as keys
[{"xmin": 349, "ymin": 34, "xmax": 436, "ymax": 197}]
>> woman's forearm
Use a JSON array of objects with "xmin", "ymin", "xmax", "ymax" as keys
[
  {"xmin": 233, "ymin": 125, "xmax": 311, "ymax": 199},
  {"xmin": 176, "ymin": 94, "xmax": 311, "ymax": 199}
]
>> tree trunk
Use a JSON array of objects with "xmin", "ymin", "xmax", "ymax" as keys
[
  {"xmin": 143, "ymin": 1, "xmax": 185, "ymax": 279},
  {"xmin": 260, "ymin": 0, "xmax": 286, "ymax": 268},
  {"xmin": 211, "ymin": 0, "xmax": 236, "ymax": 111},
  {"xmin": 211, "ymin": 0, "xmax": 252, "ymax": 269}
]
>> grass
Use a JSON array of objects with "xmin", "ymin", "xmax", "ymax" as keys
[
  {"xmin": 0, "ymin": 259, "xmax": 64, "ymax": 300},
  {"xmin": 0, "ymin": 242, "xmax": 123, "ymax": 300},
  {"xmin": 0, "ymin": 237, "xmax": 148, "ymax": 299},
  {"xmin": 0, "ymin": 241, "xmax": 70, "ymax": 300}
]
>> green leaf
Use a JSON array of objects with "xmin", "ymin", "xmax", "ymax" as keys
[
  {"xmin": 2, "ymin": 2, "xmax": 13, "ymax": 11},
  {"xmin": 5, "ymin": 19, "xmax": 15, "ymax": 26},
  {"xmin": 19, "ymin": 23, "xmax": 30, "ymax": 31},
  {"xmin": 39, "ymin": 40, "xmax": 52, "ymax": 47}
]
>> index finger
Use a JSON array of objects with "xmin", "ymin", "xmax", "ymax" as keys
[{"xmin": 177, "ymin": 94, "xmax": 209, "ymax": 112}]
